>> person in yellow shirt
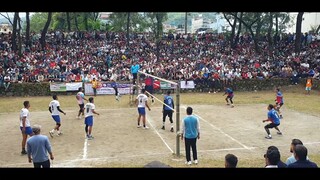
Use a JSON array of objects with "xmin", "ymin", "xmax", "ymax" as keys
[
  {"xmin": 305, "ymin": 76, "xmax": 313, "ymax": 95},
  {"xmin": 91, "ymin": 77, "xmax": 99, "ymax": 96}
]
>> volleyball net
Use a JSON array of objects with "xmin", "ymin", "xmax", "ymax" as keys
[{"xmin": 136, "ymin": 70, "xmax": 182, "ymax": 157}]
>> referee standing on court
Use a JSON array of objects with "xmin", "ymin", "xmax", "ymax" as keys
[{"xmin": 27, "ymin": 125, "xmax": 54, "ymax": 168}]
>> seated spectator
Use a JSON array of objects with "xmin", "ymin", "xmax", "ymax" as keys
[
  {"xmin": 264, "ymin": 148, "xmax": 281, "ymax": 168},
  {"xmin": 287, "ymin": 145, "xmax": 318, "ymax": 168},
  {"xmin": 265, "ymin": 146, "xmax": 287, "ymax": 168},
  {"xmin": 3, "ymin": 74, "xmax": 10, "ymax": 91},
  {"xmin": 286, "ymin": 139, "xmax": 309, "ymax": 165},
  {"xmin": 225, "ymin": 153, "xmax": 238, "ymax": 168}
]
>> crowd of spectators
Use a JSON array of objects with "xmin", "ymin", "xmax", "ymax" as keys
[{"xmin": 0, "ymin": 29, "xmax": 320, "ymax": 90}]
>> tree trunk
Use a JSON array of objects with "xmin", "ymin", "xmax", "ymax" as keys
[
  {"xmin": 230, "ymin": 14, "xmax": 237, "ymax": 49},
  {"xmin": 185, "ymin": 12, "xmax": 187, "ymax": 34},
  {"xmin": 18, "ymin": 15, "xmax": 22, "ymax": 56},
  {"xmin": 25, "ymin": 12, "xmax": 31, "ymax": 48},
  {"xmin": 74, "ymin": 13, "xmax": 80, "ymax": 31},
  {"xmin": 66, "ymin": 12, "xmax": 71, "ymax": 32},
  {"xmin": 84, "ymin": 13, "xmax": 88, "ymax": 31},
  {"xmin": 234, "ymin": 12, "xmax": 243, "ymax": 48},
  {"xmin": 275, "ymin": 13, "xmax": 279, "ymax": 44},
  {"xmin": 11, "ymin": 12, "xmax": 19, "ymax": 52},
  {"xmin": 267, "ymin": 12, "xmax": 274, "ymax": 51},
  {"xmin": 126, "ymin": 12, "xmax": 130, "ymax": 47},
  {"xmin": 295, "ymin": 12, "xmax": 304, "ymax": 54},
  {"xmin": 315, "ymin": 24, "xmax": 320, "ymax": 34},
  {"xmin": 40, "ymin": 12, "xmax": 52, "ymax": 51}
]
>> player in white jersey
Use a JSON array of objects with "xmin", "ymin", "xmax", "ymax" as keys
[
  {"xmin": 20, "ymin": 101, "xmax": 33, "ymax": 155},
  {"xmin": 48, "ymin": 95, "xmax": 66, "ymax": 138},
  {"xmin": 84, "ymin": 97, "xmax": 100, "ymax": 140},
  {"xmin": 135, "ymin": 89, "xmax": 151, "ymax": 129},
  {"xmin": 76, "ymin": 87, "xmax": 88, "ymax": 119}
]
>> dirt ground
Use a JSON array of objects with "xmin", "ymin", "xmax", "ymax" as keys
[{"xmin": 1, "ymin": 103, "xmax": 320, "ymax": 167}]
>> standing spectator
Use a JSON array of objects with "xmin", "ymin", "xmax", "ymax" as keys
[
  {"xmin": 48, "ymin": 95, "xmax": 66, "ymax": 137},
  {"xmin": 262, "ymin": 104, "xmax": 282, "ymax": 139},
  {"xmin": 181, "ymin": 106, "xmax": 200, "ymax": 165},
  {"xmin": 223, "ymin": 87, "xmax": 234, "ymax": 107},
  {"xmin": 130, "ymin": 61, "xmax": 140, "ymax": 85},
  {"xmin": 76, "ymin": 87, "xmax": 88, "ymax": 119},
  {"xmin": 27, "ymin": 125, "xmax": 54, "ymax": 168},
  {"xmin": 135, "ymin": 89, "xmax": 151, "ymax": 129},
  {"xmin": 287, "ymin": 145, "xmax": 318, "ymax": 168},
  {"xmin": 286, "ymin": 139, "xmax": 309, "ymax": 165},
  {"xmin": 84, "ymin": 97, "xmax": 100, "ymax": 140},
  {"xmin": 275, "ymin": 88, "xmax": 284, "ymax": 119},
  {"xmin": 20, "ymin": 101, "xmax": 33, "ymax": 155},
  {"xmin": 225, "ymin": 154, "xmax": 238, "ymax": 168},
  {"xmin": 161, "ymin": 90, "xmax": 174, "ymax": 132},
  {"xmin": 91, "ymin": 77, "xmax": 99, "ymax": 96},
  {"xmin": 305, "ymin": 76, "xmax": 313, "ymax": 95}
]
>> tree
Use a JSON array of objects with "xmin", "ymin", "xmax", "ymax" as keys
[
  {"xmin": 40, "ymin": 12, "xmax": 52, "ymax": 50},
  {"xmin": 295, "ymin": 12, "xmax": 304, "ymax": 54},
  {"xmin": 66, "ymin": 12, "xmax": 71, "ymax": 32}
]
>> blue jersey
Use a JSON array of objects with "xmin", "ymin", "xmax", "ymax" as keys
[
  {"xmin": 226, "ymin": 88, "xmax": 233, "ymax": 96},
  {"xmin": 163, "ymin": 95, "xmax": 174, "ymax": 111},
  {"xmin": 131, "ymin": 64, "xmax": 140, "ymax": 74},
  {"xmin": 111, "ymin": 81, "xmax": 117, "ymax": 88},
  {"xmin": 268, "ymin": 109, "xmax": 280, "ymax": 124}
]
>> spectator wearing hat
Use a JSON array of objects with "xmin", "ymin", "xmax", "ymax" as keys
[{"xmin": 27, "ymin": 125, "xmax": 54, "ymax": 168}]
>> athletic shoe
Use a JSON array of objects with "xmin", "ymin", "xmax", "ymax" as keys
[
  {"xmin": 277, "ymin": 132, "xmax": 282, "ymax": 135},
  {"xmin": 137, "ymin": 125, "xmax": 142, "ymax": 128},
  {"xmin": 143, "ymin": 126, "xmax": 149, "ymax": 129},
  {"xmin": 151, "ymin": 99, "xmax": 154, "ymax": 104},
  {"xmin": 194, "ymin": 160, "xmax": 198, "ymax": 164},
  {"xmin": 87, "ymin": 135, "xmax": 94, "ymax": 140},
  {"xmin": 170, "ymin": 127, "xmax": 174, "ymax": 132},
  {"xmin": 185, "ymin": 161, "xmax": 192, "ymax": 165},
  {"xmin": 21, "ymin": 149, "xmax": 27, "ymax": 155},
  {"xmin": 57, "ymin": 132, "xmax": 63, "ymax": 136},
  {"xmin": 226, "ymin": 103, "xmax": 230, "ymax": 105},
  {"xmin": 161, "ymin": 126, "xmax": 165, "ymax": 130},
  {"xmin": 49, "ymin": 131, "xmax": 54, "ymax": 138},
  {"xmin": 231, "ymin": 104, "xmax": 234, "ymax": 108},
  {"xmin": 265, "ymin": 136, "xmax": 272, "ymax": 139}
]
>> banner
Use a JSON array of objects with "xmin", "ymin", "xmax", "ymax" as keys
[
  {"xmin": 85, "ymin": 82, "xmax": 133, "ymax": 95},
  {"xmin": 180, "ymin": 80, "xmax": 195, "ymax": 89},
  {"xmin": 50, "ymin": 83, "xmax": 66, "ymax": 92},
  {"xmin": 66, "ymin": 82, "xmax": 83, "ymax": 91},
  {"xmin": 160, "ymin": 81, "xmax": 176, "ymax": 89}
]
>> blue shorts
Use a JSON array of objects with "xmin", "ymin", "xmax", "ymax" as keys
[
  {"xmin": 145, "ymin": 85, "xmax": 154, "ymax": 94},
  {"xmin": 52, "ymin": 115, "xmax": 61, "ymax": 123},
  {"xmin": 20, "ymin": 126, "xmax": 33, "ymax": 135},
  {"xmin": 306, "ymin": 87, "xmax": 311, "ymax": 91},
  {"xmin": 85, "ymin": 116, "xmax": 93, "ymax": 126},
  {"xmin": 138, "ymin": 107, "xmax": 146, "ymax": 115}
]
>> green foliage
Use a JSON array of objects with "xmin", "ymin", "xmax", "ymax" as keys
[{"xmin": 29, "ymin": 13, "xmax": 54, "ymax": 33}]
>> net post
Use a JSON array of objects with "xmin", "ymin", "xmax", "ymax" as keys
[{"xmin": 176, "ymin": 82, "xmax": 181, "ymax": 157}]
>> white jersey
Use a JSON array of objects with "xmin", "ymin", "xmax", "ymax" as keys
[
  {"xmin": 76, "ymin": 92, "xmax": 85, "ymax": 104},
  {"xmin": 20, "ymin": 108, "xmax": 31, "ymax": 127},
  {"xmin": 136, "ymin": 94, "xmax": 148, "ymax": 108},
  {"xmin": 49, "ymin": 100, "xmax": 60, "ymax": 116},
  {"xmin": 84, "ymin": 103, "xmax": 95, "ymax": 117}
]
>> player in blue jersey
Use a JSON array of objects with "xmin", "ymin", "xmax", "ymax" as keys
[
  {"xmin": 162, "ymin": 90, "xmax": 175, "ymax": 132},
  {"xmin": 262, "ymin": 104, "xmax": 282, "ymax": 139},
  {"xmin": 223, "ymin": 87, "xmax": 234, "ymax": 107}
]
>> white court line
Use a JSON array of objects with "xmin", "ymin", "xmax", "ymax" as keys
[
  {"xmin": 146, "ymin": 114, "xmax": 174, "ymax": 154},
  {"xmin": 83, "ymin": 135, "xmax": 88, "ymax": 160},
  {"xmin": 199, "ymin": 147, "xmax": 257, "ymax": 153},
  {"xmin": 181, "ymin": 106, "xmax": 252, "ymax": 151}
]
